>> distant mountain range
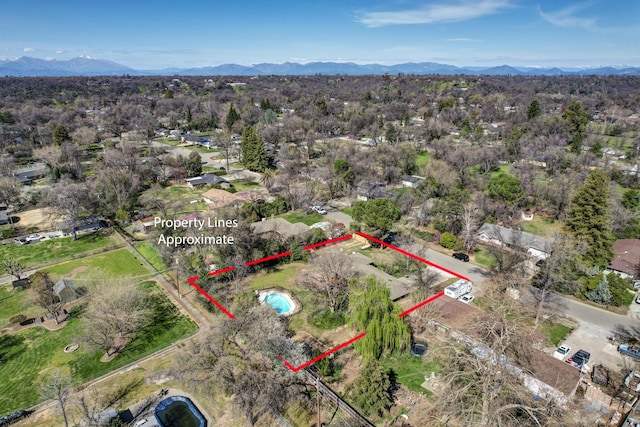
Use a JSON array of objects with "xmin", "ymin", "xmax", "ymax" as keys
[{"xmin": 1, "ymin": 56, "xmax": 640, "ymax": 77}]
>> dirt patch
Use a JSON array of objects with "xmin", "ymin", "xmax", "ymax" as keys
[
  {"xmin": 13, "ymin": 208, "xmax": 61, "ymax": 231},
  {"xmin": 65, "ymin": 266, "xmax": 89, "ymax": 279}
]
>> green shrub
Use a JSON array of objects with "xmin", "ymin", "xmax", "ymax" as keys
[
  {"xmin": 439, "ymin": 232, "xmax": 458, "ymax": 249},
  {"xmin": 308, "ymin": 309, "xmax": 346, "ymax": 330}
]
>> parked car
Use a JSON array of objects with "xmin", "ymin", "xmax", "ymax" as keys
[
  {"xmin": 452, "ymin": 252, "xmax": 469, "ymax": 262},
  {"xmin": 618, "ymin": 343, "xmax": 640, "ymax": 359},
  {"xmin": 134, "ymin": 419, "xmax": 148, "ymax": 426},
  {"xmin": 636, "ymin": 293, "xmax": 640, "ymax": 304},
  {"xmin": 458, "ymin": 294, "xmax": 475, "ymax": 304},
  {"xmin": 14, "ymin": 237, "xmax": 29, "ymax": 245},
  {"xmin": 316, "ymin": 208, "xmax": 327, "ymax": 215},
  {"xmin": 566, "ymin": 349, "xmax": 591, "ymax": 370},
  {"xmin": 25, "ymin": 234, "xmax": 42, "ymax": 242},
  {"xmin": 535, "ymin": 259, "xmax": 545, "ymax": 267},
  {"xmin": 553, "ymin": 344, "xmax": 571, "ymax": 361}
]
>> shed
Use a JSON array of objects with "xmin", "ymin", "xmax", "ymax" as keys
[{"xmin": 53, "ymin": 279, "xmax": 78, "ymax": 304}]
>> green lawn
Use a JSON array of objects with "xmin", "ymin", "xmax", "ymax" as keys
[
  {"xmin": 42, "ymin": 248, "xmax": 151, "ymax": 284},
  {"xmin": 416, "ymin": 151, "xmax": 431, "ymax": 167},
  {"xmin": 473, "ymin": 246, "xmax": 497, "ymax": 270},
  {"xmin": 281, "ymin": 211, "xmax": 325, "ymax": 226},
  {"xmin": 542, "ymin": 322, "xmax": 574, "ymax": 346},
  {"xmin": 0, "ymin": 281, "xmax": 197, "ymax": 416},
  {"xmin": 135, "ymin": 242, "xmax": 167, "ymax": 271},
  {"xmin": 0, "ymin": 232, "xmax": 121, "ymax": 274},
  {"xmin": 0, "ymin": 285, "xmax": 41, "ymax": 326},
  {"xmin": 341, "ymin": 206, "xmax": 354, "ymax": 216},
  {"xmin": 489, "ymin": 163, "xmax": 511, "ymax": 178},
  {"xmin": 519, "ymin": 216, "xmax": 561, "ymax": 238},
  {"xmin": 231, "ymin": 179, "xmax": 262, "ymax": 192},
  {"xmin": 155, "ymin": 137, "xmax": 181, "ymax": 146},
  {"xmin": 380, "ymin": 353, "xmax": 441, "ymax": 394}
]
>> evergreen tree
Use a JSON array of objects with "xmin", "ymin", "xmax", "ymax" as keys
[
  {"xmin": 584, "ymin": 273, "xmax": 612, "ymax": 305},
  {"xmin": 562, "ymin": 101, "xmax": 589, "ymax": 153},
  {"xmin": 53, "ymin": 125, "xmax": 71, "ymax": 146},
  {"xmin": 350, "ymin": 359, "xmax": 392, "ymax": 416},
  {"xmin": 349, "ymin": 277, "xmax": 410, "ymax": 359},
  {"xmin": 225, "ymin": 103, "xmax": 241, "ymax": 132},
  {"xmin": 240, "ymin": 125, "xmax": 267, "ymax": 172},
  {"xmin": 184, "ymin": 150, "xmax": 202, "ymax": 177},
  {"xmin": 351, "ymin": 198, "xmax": 400, "ymax": 239},
  {"xmin": 485, "ymin": 173, "xmax": 525, "ymax": 205},
  {"xmin": 565, "ymin": 170, "xmax": 614, "ymax": 267},
  {"xmin": 526, "ymin": 99, "xmax": 541, "ymax": 120}
]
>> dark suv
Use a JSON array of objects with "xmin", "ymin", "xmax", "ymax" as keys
[
  {"xmin": 452, "ymin": 252, "xmax": 469, "ymax": 262},
  {"xmin": 566, "ymin": 349, "xmax": 591, "ymax": 369}
]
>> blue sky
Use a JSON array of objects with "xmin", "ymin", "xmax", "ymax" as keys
[{"xmin": 0, "ymin": 0, "xmax": 638, "ymax": 69}]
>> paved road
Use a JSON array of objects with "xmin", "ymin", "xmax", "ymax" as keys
[{"xmin": 558, "ymin": 296, "xmax": 638, "ymax": 371}]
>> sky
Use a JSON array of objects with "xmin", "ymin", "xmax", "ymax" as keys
[{"xmin": 0, "ymin": 0, "xmax": 638, "ymax": 69}]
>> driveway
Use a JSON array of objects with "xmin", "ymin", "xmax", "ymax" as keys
[{"xmin": 555, "ymin": 296, "xmax": 637, "ymax": 371}]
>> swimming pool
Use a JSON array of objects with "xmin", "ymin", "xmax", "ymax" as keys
[
  {"xmin": 154, "ymin": 396, "xmax": 207, "ymax": 427},
  {"xmin": 258, "ymin": 290, "xmax": 297, "ymax": 316}
]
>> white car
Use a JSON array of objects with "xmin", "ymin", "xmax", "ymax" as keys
[
  {"xmin": 134, "ymin": 419, "xmax": 148, "ymax": 426},
  {"xmin": 25, "ymin": 234, "xmax": 42, "ymax": 242},
  {"xmin": 553, "ymin": 344, "xmax": 571, "ymax": 361},
  {"xmin": 635, "ymin": 293, "xmax": 640, "ymax": 304},
  {"xmin": 458, "ymin": 294, "xmax": 475, "ymax": 304}
]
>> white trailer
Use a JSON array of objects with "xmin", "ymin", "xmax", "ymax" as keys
[{"xmin": 444, "ymin": 279, "xmax": 472, "ymax": 299}]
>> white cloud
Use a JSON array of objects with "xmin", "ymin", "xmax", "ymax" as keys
[
  {"xmin": 56, "ymin": 50, "xmax": 64, "ymax": 54},
  {"xmin": 539, "ymin": 4, "xmax": 597, "ymax": 31},
  {"xmin": 357, "ymin": 0, "xmax": 512, "ymax": 27},
  {"xmin": 22, "ymin": 47, "xmax": 34, "ymax": 52}
]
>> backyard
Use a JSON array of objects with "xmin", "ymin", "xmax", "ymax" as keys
[
  {"xmin": 0, "ymin": 281, "xmax": 197, "ymax": 416},
  {"xmin": 0, "ymin": 232, "xmax": 122, "ymax": 274}
]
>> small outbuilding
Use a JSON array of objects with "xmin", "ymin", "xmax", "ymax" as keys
[{"xmin": 53, "ymin": 279, "xmax": 79, "ymax": 304}]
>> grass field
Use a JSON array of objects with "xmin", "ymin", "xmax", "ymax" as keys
[
  {"xmin": 281, "ymin": 211, "xmax": 325, "ymax": 226},
  {"xmin": 231, "ymin": 179, "xmax": 262, "ymax": 192},
  {"xmin": 341, "ymin": 206, "xmax": 354, "ymax": 216},
  {"xmin": 519, "ymin": 216, "xmax": 561, "ymax": 238},
  {"xmin": 473, "ymin": 246, "xmax": 497, "ymax": 270},
  {"xmin": 0, "ymin": 232, "xmax": 121, "ymax": 274},
  {"xmin": 415, "ymin": 151, "xmax": 431, "ymax": 167},
  {"xmin": 0, "ymin": 285, "xmax": 41, "ymax": 326},
  {"xmin": 42, "ymin": 248, "xmax": 151, "ymax": 284},
  {"xmin": 380, "ymin": 353, "xmax": 441, "ymax": 394},
  {"xmin": 0, "ymin": 281, "xmax": 197, "ymax": 416},
  {"xmin": 489, "ymin": 163, "xmax": 512, "ymax": 177},
  {"xmin": 135, "ymin": 242, "xmax": 167, "ymax": 271},
  {"xmin": 542, "ymin": 322, "xmax": 574, "ymax": 346}
]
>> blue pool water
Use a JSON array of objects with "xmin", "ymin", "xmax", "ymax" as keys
[{"xmin": 264, "ymin": 293, "xmax": 292, "ymax": 314}]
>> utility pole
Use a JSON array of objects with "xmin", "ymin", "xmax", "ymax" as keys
[{"xmin": 175, "ymin": 257, "xmax": 181, "ymax": 299}]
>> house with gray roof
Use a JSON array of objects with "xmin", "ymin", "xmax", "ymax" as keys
[
  {"xmin": 185, "ymin": 173, "xmax": 229, "ymax": 188},
  {"xmin": 477, "ymin": 223, "xmax": 553, "ymax": 259}
]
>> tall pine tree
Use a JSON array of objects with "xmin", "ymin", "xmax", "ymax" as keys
[
  {"xmin": 240, "ymin": 125, "xmax": 267, "ymax": 172},
  {"xmin": 565, "ymin": 170, "xmax": 614, "ymax": 267}
]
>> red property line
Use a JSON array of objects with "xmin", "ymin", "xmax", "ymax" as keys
[
  {"xmin": 398, "ymin": 291, "xmax": 444, "ymax": 318},
  {"xmin": 209, "ymin": 266, "xmax": 235, "ymax": 277},
  {"xmin": 303, "ymin": 234, "xmax": 353, "ymax": 250},
  {"xmin": 280, "ymin": 332, "xmax": 367, "ymax": 373},
  {"xmin": 246, "ymin": 250, "xmax": 292, "ymax": 266},
  {"xmin": 187, "ymin": 277, "xmax": 235, "ymax": 319},
  {"xmin": 355, "ymin": 231, "xmax": 470, "ymax": 282}
]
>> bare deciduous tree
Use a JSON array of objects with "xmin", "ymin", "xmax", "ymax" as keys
[
  {"xmin": 0, "ymin": 257, "xmax": 25, "ymax": 280},
  {"xmin": 40, "ymin": 369, "xmax": 72, "ymax": 427},
  {"xmin": 83, "ymin": 286, "xmax": 151, "ymax": 357},
  {"xmin": 301, "ymin": 250, "xmax": 355, "ymax": 313},
  {"xmin": 30, "ymin": 272, "xmax": 63, "ymax": 324}
]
